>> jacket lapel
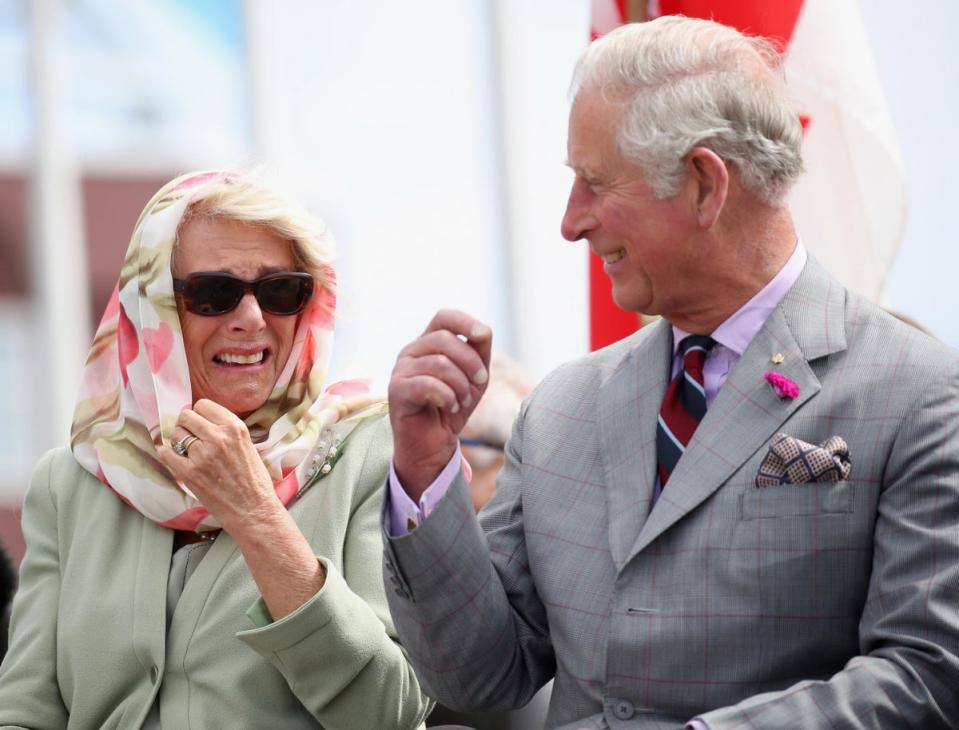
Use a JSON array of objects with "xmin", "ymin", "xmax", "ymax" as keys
[
  {"xmin": 132, "ymin": 518, "xmax": 173, "ymax": 660},
  {"xmin": 628, "ymin": 256, "xmax": 847, "ymax": 558},
  {"xmin": 600, "ymin": 319, "xmax": 672, "ymax": 572},
  {"xmin": 169, "ymin": 532, "xmax": 240, "ymax": 629}
]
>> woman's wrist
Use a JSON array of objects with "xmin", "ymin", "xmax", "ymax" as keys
[
  {"xmin": 228, "ymin": 500, "xmax": 328, "ymax": 619},
  {"xmin": 218, "ymin": 488, "xmax": 286, "ymax": 538}
]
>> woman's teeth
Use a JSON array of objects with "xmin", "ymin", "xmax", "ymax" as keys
[{"xmin": 215, "ymin": 351, "xmax": 265, "ymax": 365}]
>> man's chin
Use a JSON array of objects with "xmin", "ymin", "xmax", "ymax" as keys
[{"xmin": 610, "ymin": 291, "xmax": 652, "ymax": 317}]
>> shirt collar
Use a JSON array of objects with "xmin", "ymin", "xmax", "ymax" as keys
[{"xmin": 671, "ymin": 240, "xmax": 807, "ymax": 357}]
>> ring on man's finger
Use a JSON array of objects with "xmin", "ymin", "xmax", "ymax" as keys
[{"xmin": 173, "ymin": 434, "xmax": 200, "ymax": 457}]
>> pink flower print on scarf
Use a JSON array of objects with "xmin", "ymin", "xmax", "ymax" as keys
[
  {"xmin": 117, "ymin": 302, "xmax": 139, "ymax": 388},
  {"xmin": 327, "ymin": 379, "xmax": 372, "ymax": 397},
  {"xmin": 143, "ymin": 322, "xmax": 174, "ymax": 374}
]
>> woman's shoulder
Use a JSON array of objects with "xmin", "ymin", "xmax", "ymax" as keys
[
  {"xmin": 28, "ymin": 446, "xmax": 109, "ymax": 511},
  {"xmin": 346, "ymin": 410, "xmax": 392, "ymax": 458},
  {"xmin": 31, "ymin": 446, "xmax": 89, "ymax": 488},
  {"xmin": 344, "ymin": 409, "xmax": 392, "ymax": 470},
  {"xmin": 315, "ymin": 411, "xmax": 392, "ymax": 504}
]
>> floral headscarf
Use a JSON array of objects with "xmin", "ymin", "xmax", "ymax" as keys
[{"xmin": 70, "ymin": 171, "xmax": 384, "ymax": 532}]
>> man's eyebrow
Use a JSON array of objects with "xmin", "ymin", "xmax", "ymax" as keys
[
  {"xmin": 564, "ymin": 159, "xmax": 597, "ymax": 179},
  {"xmin": 575, "ymin": 169, "xmax": 604, "ymax": 184}
]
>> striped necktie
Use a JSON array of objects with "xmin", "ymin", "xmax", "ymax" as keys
[{"xmin": 656, "ymin": 334, "xmax": 715, "ymax": 487}]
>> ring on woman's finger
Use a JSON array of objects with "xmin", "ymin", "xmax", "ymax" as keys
[{"xmin": 173, "ymin": 434, "xmax": 200, "ymax": 457}]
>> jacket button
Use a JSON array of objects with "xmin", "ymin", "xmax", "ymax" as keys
[{"xmin": 612, "ymin": 699, "xmax": 634, "ymax": 720}]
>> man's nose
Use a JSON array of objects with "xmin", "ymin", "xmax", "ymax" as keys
[{"xmin": 560, "ymin": 178, "xmax": 595, "ymax": 242}]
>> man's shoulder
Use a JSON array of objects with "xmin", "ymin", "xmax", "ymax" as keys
[
  {"xmin": 843, "ymin": 290, "xmax": 959, "ymax": 369},
  {"xmin": 785, "ymin": 258, "xmax": 959, "ymax": 375},
  {"xmin": 805, "ymin": 287, "xmax": 959, "ymax": 413}
]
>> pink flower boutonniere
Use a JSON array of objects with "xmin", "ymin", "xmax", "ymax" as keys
[{"xmin": 764, "ymin": 371, "xmax": 800, "ymax": 400}]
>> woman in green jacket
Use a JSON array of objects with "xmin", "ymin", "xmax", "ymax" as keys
[{"xmin": 0, "ymin": 170, "xmax": 431, "ymax": 729}]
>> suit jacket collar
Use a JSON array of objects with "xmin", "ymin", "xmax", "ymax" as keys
[
  {"xmin": 776, "ymin": 254, "xmax": 848, "ymax": 360},
  {"xmin": 601, "ymin": 256, "xmax": 848, "ymax": 568}
]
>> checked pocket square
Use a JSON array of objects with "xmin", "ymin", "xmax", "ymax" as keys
[{"xmin": 755, "ymin": 432, "xmax": 851, "ymax": 488}]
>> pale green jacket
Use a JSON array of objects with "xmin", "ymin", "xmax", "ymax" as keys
[{"xmin": 0, "ymin": 415, "xmax": 431, "ymax": 729}]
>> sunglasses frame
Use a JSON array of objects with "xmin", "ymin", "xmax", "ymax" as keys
[{"xmin": 172, "ymin": 271, "xmax": 315, "ymax": 316}]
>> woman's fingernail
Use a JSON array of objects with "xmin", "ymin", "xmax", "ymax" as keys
[
  {"xmin": 462, "ymin": 393, "xmax": 472, "ymax": 409},
  {"xmin": 451, "ymin": 401, "xmax": 460, "ymax": 414},
  {"xmin": 473, "ymin": 367, "xmax": 488, "ymax": 385}
]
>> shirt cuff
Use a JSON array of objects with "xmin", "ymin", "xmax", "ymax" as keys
[
  {"xmin": 688, "ymin": 720, "xmax": 709, "ymax": 730},
  {"xmin": 387, "ymin": 447, "xmax": 462, "ymax": 536}
]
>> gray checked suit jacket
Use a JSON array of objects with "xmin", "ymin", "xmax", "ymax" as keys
[{"xmin": 383, "ymin": 258, "xmax": 959, "ymax": 729}]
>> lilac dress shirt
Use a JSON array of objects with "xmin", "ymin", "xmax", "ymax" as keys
[{"xmin": 387, "ymin": 241, "xmax": 807, "ymax": 727}]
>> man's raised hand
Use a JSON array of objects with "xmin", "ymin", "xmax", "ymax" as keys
[{"xmin": 388, "ymin": 309, "xmax": 492, "ymax": 501}]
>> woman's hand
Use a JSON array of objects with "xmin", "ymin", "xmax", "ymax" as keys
[
  {"xmin": 158, "ymin": 398, "xmax": 278, "ymax": 534},
  {"xmin": 157, "ymin": 399, "xmax": 326, "ymax": 620}
]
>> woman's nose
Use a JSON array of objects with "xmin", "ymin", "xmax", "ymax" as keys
[{"xmin": 228, "ymin": 292, "xmax": 267, "ymax": 331}]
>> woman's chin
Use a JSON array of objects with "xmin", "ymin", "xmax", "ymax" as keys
[{"xmin": 195, "ymin": 388, "xmax": 270, "ymax": 419}]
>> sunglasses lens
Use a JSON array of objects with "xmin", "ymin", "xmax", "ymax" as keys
[
  {"xmin": 176, "ymin": 273, "xmax": 314, "ymax": 315},
  {"xmin": 256, "ymin": 275, "xmax": 313, "ymax": 315},
  {"xmin": 186, "ymin": 276, "xmax": 244, "ymax": 315}
]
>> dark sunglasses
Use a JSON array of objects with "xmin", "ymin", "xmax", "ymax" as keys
[{"xmin": 172, "ymin": 271, "xmax": 314, "ymax": 316}]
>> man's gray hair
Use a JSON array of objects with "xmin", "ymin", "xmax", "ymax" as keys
[{"xmin": 571, "ymin": 16, "xmax": 804, "ymax": 205}]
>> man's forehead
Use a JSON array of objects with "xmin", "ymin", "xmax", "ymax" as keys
[
  {"xmin": 572, "ymin": 83, "xmax": 631, "ymax": 116},
  {"xmin": 566, "ymin": 90, "xmax": 623, "ymax": 174}
]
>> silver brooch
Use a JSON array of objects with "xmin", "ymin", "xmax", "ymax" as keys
[{"xmin": 302, "ymin": 430, "xmax": 344, "ymax": 493}]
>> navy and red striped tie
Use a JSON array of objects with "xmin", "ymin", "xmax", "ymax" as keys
[{"xmin": 656, "ymin": 335, "xmax": 715, "ymax": 487}]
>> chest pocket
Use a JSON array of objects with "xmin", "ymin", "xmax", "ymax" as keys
[{"xmin": 739, "ymin": 480, "xmax": 853, "ymax": 520}]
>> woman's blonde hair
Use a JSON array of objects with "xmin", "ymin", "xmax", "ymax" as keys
[{"xmin": 173, "ymin": 170, "xmax": 335, "ymax": 291}]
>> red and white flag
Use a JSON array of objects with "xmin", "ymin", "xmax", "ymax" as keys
[{"xmin": 588, "ymin": 0, "xmax": 905, "ymax": 349}]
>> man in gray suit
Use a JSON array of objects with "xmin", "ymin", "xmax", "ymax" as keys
[{"xmin": 383, "ymin": 16, "xmax": 959, "ymax": 729}]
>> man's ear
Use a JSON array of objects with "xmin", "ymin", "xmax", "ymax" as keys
[{"xmin": 685, "ymin": 147, "xmax": 728, "ymax": 228}]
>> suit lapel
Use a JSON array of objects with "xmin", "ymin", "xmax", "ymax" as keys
[
  {"xmin": 600, "ymin": 319, "xmax": 672, "ymax": 572},
  {"xmin": 628, "ymin": 256, "xmax": 847, "ymax": 558}
]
